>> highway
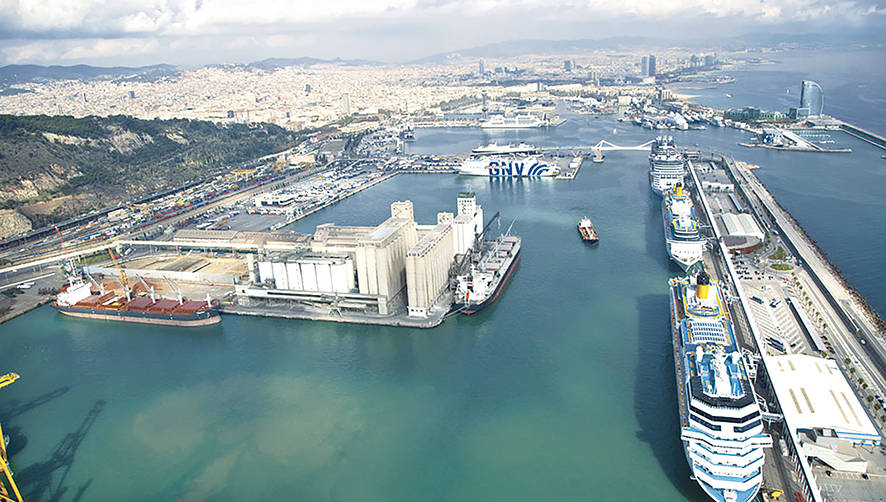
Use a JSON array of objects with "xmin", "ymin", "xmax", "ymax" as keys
[{"xmin": 0, "ymin": 165, "xmax": 325, "ymax": 277}]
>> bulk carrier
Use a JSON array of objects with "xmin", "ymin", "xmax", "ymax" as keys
[
  {"xmin": 451, "ymin": 215, "xmax": 521, "ymax": 314},
  {"xmin": 669, "ymin": 271, "xmax": 772, "ymax": 502},
  {"xmin": 53, "ymin": 273, "xmax": 220, "ymax": 327}
]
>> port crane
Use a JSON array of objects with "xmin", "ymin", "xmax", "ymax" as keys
[
  {"xmin": 163, "ymin": 276, "xmax": 184, "ymax": 305},
  {"xmin": 135, "ymin": 275, "xmax": 156, "ymax": 303},
  {"xmin": 107, "ymin": 249, "xmax": 130, "ymax": 301},
  {"xmin": 0, "ymin": 372, "xmax": 24, "ymax": 502}
]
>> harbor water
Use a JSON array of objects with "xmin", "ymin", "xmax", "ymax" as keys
[{"xmin": 3, "ymin": 55, "xmax": 886, "ymax": 500}]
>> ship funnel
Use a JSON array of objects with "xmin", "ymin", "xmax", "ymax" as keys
[
  {"xmin": 696, "ymin": 270, "xmax": 710, "ymax": 300},
  {"xmin": 674, "ymin": 183, "xmax": 683, "ymax": 196}
]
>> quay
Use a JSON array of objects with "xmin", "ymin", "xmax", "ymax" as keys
[
  {"xmin": 220, "ymin": 298, "xmax": 449, "ymax": 329},
  {"xmin": 270, "ymin": 172, "xmax": 399, "ymax": 230},
  {"xmin": 687, "ymin": 150, "xmax": 886, "ymax": 502}
]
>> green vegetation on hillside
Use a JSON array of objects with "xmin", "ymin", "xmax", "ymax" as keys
[{"xmin": 0, "ymin": 114, "xmax": 301, "ymax": 224}]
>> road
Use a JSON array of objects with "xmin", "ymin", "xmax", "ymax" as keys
[
  {"xmin": 725, "ymin": 156, "xmax": 886, "ymax": 414},
  {"xmin": 0, "ymin": 166, "xmax": 325, "ymax": 277}
]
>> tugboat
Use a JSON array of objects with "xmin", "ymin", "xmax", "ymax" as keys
[{"xmin": 578, "ymin": 217, "xmax": 599, "ymax": 244}]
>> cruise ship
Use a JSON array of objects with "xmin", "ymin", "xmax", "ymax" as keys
[
  {"xmin": 458, "ymin": 156, "xmax": 559, "ymax": 177},
  {"xmin": 472, "ymin": 142, "xmax": 538, "ymax": 155},
  {"xmin": 663, "ymin": 184, "xmax": 705, "ymax": 272},
  {"xmin": 452, "ymin": 234, "xmax": 521, "ymax": 314},
  {"xmin": 649, "ymin": 136, "xmax": 686, "ymax": 196},
  {"xmin": 479, "ymin": 114, "xmax": 548, "ymax": 129},
  {"xmin": 669, "ymin": 271, "xmax": 772, "ymax": 502}
]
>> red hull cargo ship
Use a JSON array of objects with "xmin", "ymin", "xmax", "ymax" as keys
[{"xmin": 53, "ymin": 275, "xmax": 220, "ymax": 327}]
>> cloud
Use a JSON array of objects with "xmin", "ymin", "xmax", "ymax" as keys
[{"xmin": 0, "ymin": 0, "xmax": 883, "ymax": 65}]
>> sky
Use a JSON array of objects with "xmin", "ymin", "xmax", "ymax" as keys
[{"xmin": 0, "ymin": 0, "xmax": 884, "ymax": 66}]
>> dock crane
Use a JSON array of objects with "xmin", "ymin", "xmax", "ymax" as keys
[
  {"xmin": 135, "ymin": 275, "xmax": 156, "ymax": 303},
  {"xmin": 0, "ymin": 372, "xmax": 24, "ymax": 502},
  {"xmin": 84, "ymin": 270, "xmax": 105, "ymax": 295},
  {"xmin": 107, "ymin": 249, "xmax": 130, "ymax": 302},
  {"xmin": 163, "ymin": 276, "xmax": 183, "ymax": 305}
]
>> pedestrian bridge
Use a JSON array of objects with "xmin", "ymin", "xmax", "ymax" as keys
[
  {"xmin": 538, "ymin": 139, "xmax": 656, "ymax": 152},
  {"xmin": 539, "ymin": 139, "xmax": 655, "ymax": 162}
]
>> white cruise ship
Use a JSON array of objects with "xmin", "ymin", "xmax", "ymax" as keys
[
  {"xmin": 663, "ymin": 184, "xmax": 705, "ymax": 272},
  {"xmin": 472, "ymin": 142, "xmax": 538, "ymax": 155},
  {"xmin": 479, "ymin": 114, "xmax": 547, "ymax": 129},
  {"xmin": 650, "ymin": 136, "xmax": 686, "ymax": 196},
  {"xmin": 458, "ymin": 156, "xmax": 559, "ymax": 177},
  {"xmin": 670, "ymin": 271, "xmax": 773, "ymax": 502}
]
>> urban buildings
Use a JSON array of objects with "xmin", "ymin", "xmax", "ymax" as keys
[{"xmin": 648, "ymin": 55, "xmax": 657, "ymax": 77}]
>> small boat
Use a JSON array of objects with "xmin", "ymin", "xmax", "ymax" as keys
[{"xmin": 578, "ymin": 217, "xmax": 599, "ymax": 244}]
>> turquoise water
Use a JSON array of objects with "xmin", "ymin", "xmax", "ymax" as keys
[
  {"xmin": 3, "ymin": 54, "xmax": 886, "ymax": 499},
  {"xmin": 2, "ymin": 148, "xmax": 704, "ymax": 501}
]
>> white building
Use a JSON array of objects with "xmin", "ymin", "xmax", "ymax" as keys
[
  {"xmin": 452, "ymin": 192, "xmax": 483, "ymax": 256},
  {"xmin": 719, "ymin": 212, "xmax": 764, "ymax": 242},
  {"xmin": 767, "ymin": 354, "xmax": 881, "ymax": 474}
]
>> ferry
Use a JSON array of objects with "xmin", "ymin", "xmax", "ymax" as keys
[
  {"xmin": 577, "ymin": 217, "xmax": 599, "ymax": 244},
  {"xmin": 479, "ymin": 114, "xmax": 547, "ymax": 129},
  {"xmin": 458, "ymin": 156, "xmax": 559, "ymax": 177},
  {"xmin": 452, "ymin": 234, "xmax": 521, "ymax": 314},
  {"xmin": 663, "ymin": 184, "xmax": 705, "ymax": 272},
  {"xmin": 53, "ymin": 273, "xmax": 220, "ymax": 327},
  {"xmin": 649, "ymin": 136, "xmax": 686, "ymax": 196},
  {"xmin": 472, "ymin": 142, "xmax": 538, "ymax": 155},
  {"xmin": 669, "ymin": 271, "xmax": 772, "ymax": 502}
]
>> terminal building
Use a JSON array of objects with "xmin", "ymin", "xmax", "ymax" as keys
[{"xmin": 765, "ymin": 354, "xmax": 881, "ymax": 477}]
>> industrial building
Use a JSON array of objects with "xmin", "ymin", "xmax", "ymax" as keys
[
  {"xmin": 232, "ymin": 193, "xmax": 485, "ymax": 319},
  {"xmin": 718, "ymin": 212, "xmax": 765, "ymax": 250},
  {"xmin": 406, "ymin": 213, "xmax": 454, "ymax": 317}
]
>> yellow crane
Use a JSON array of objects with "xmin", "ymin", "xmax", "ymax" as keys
[
  {"xmin": 106, "ymin": 249, "xmax": 128, "ymax": 291},
  {"xmin": 0, "ymin": 372, "xmax": 24, "ymax": 502},
  {"xmin": 770, "ymin": 489, "xmax": 785, "ymax": 500}
]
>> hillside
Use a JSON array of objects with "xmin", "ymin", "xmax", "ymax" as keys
[{"xmin": 0, "ymin": 114, "xmax": 300, "ymax": 230}]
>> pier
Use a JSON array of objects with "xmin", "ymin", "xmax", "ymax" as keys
[
  {"xmin": 838, "ymin": 121, "xmax": 886, "ymax": 151},
  {"xmin": 689, "ymin": 150, "xmax": 886, "ymax": 501}
]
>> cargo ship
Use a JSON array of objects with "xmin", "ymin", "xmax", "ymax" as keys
[
  {"xmin": 458, "ymin": 156, "xmax": 559, "ymax": 177},
  {"xmin": 578, "ymin": 217, "xmax": 599, "ymax": 244},
  {"xmin": 669, "ymin": 271, "xmax": 772, "ymax": 502},
  {"xmin": 53, "ymin": 274, "xmax": 220, "ymax": 327},
  {"xmin": 663, "ymin": 184, "xmax": 705, "ymax": 272},
  {"xmin": 452, "ymin": 234, "xmax": 521, "ymax": 314}
]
